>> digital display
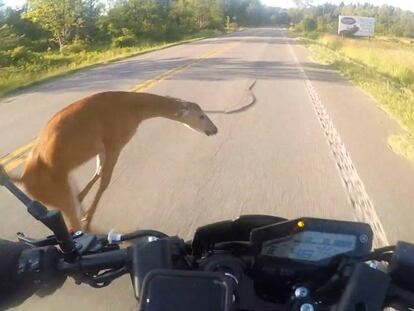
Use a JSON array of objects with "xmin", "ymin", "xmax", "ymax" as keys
[{"xmin": 261, "ymin": 231, "xmax": 357, "ymax": 262}]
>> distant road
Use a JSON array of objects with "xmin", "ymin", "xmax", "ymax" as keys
[{"xmin": 1, "ymin": 28, "xmax": 413, "ymax": 310}]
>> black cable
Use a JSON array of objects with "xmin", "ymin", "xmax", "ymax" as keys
[
  {"xmin": 362, "ymin": 245, "xmax": 396, "ymax": 261},
  {"xmin": 90, "ymin": 267, "xmax": 129, "ymax": 287},
  {"xmin": 373, "ymin": 246, "xmax": 396, "ymax": 253}
]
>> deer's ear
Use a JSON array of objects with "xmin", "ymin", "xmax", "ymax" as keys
[{"xmin": 175, "ymin": 103, "xmax": 190, "ymax": 117}]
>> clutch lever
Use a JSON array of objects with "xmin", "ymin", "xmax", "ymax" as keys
[
  {"xmin": 0, "ymin": 164, "xmax": 78, "ymax": 261},
  {"xmin": 17, "ymin": 232, "xmax": 58, "ymax": 247}
]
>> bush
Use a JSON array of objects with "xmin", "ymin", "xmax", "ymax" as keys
[
  {"xmin": 301, "ymin": 17, "xmax": 317, "ymax": 32},
  {"xmin": 0, "ymin": 25, "xmax": 23, "ymax": 51},
  {"xmin": 27, "ymin": 39, "xmax": 50, "ymax": 52},
  {"xmin": 165, "ymin": 23, "xmax": 182, "ymax": 40},
  {"xmin": 60, "ymin": 38, "xmax": 88, "ymax": 54},
  {"xmin": 112, "ymin": 34, "xmax": 136, "ymax": 47},
  {"xmin": 322, "ymin": 36, "xmax": 343, "ymax": 50},
  {"xmin": 317, "ymin": 16, "xmax": 327, "ymax": 32},
  {"xmin": 304, "ymin": 32, "xmax": 320, "ymax": 40},
  {"xmin": 0, "ymin": 51, "xmax": 12, "ymax": 67},
  {"xmin": 10, "ymin": 46, "xmax": 31, "ymax": 62},
  {"xmin": 4, "ymin": 46, "xmax": 44, "ymax": 67},
  {"xmin": 112, "ymin": 28, "xmax": 136, "ymax": 47}
]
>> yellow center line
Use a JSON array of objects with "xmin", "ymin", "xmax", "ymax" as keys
[
  {"xmin": 2, "ymin": 154, "xmax": 29, "ymax": 173},
  {"xmin": 0, "ymin": 141, "xmax": 34, "ymax": 166},
  {"xmin": 0, "ymin": 142, "xmax": 35, "ymax": 172},
  {"xmin": 0, "ymin": 39, "xmax": 245, "ymax": 173},
  {"xmin": 131, "ymin": 41, "xmax": 240, "ymax": 92}
]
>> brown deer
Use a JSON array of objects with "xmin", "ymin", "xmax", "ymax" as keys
[{"xmin": 12, "ymin": 91, "xmax": 218, "ymax": 231}]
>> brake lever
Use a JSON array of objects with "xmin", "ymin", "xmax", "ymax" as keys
[{"xmin": 17, "ymin": 232, "xmax": 58, "ymax": 247}]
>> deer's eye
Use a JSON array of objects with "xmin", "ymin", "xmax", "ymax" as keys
[{"xmin": 199, "ymin": 115, "xmax": 205, "ymax": 120}]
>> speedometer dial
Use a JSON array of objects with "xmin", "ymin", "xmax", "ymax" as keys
[{"xmin": 261, "ymin": 231, "xmax": 357, "ymax": 262}]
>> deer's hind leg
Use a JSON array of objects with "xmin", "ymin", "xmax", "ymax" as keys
[
  {"xmin": 83, "ymin": 149, "xmax": 121, "ymax": 230},
  {"xmin": 78, "ymin": 152, "xmax": 105, "ymax": 203}
]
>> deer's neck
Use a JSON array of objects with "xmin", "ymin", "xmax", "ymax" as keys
[{"xmin": 137, "ymin": 96, "xmax": 181, "ymax": 122}]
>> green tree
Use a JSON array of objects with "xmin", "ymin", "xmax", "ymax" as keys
[
  {"xmin": 4, "ymin": 6, "xmax": 48, "ymax": 41},
  {"xmin": 169, "ymin": 0, "xmax": 198, "ymax": 33},
  {"xmin": 276, "ymin": 10, "xmax": 291, "ymax": 25},
  {"xmin": 78, "ymin": 0, "xmax": 103, "ymax": 41},
  {"xmin": 23, "ymin": 0, "xmax": 85, "ymax": 50},
  {"xmin": 104, "ymin": 0, "xmax": 169, "ymax": 38},
  {"xmin": 223, "ymin": 0, "xmax": 250, "ymax": 25},
  {"xmin": 246, "ymin": 0, "xmax": 265, "ymax": 26},
  {"xmin": 0, "ymin": 0, "xmax": 5, "ymax": 24},
  {"xmin": 194, "ymin": 0, "xmax": 224, "ymax": 29},
  {"xmin": 301, "ymin": 16, "xmax": 316, "ymax": 31},
  {"xmin": 0, "ymin": 24, "xmax": 23, "ymax": 51},
  {"xmin": 288, "ymin": 7, "xmax": 304, "ymax": 24}
]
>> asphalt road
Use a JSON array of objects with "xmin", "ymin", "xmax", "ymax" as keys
[{"xmin": 1, "ymin": 28, "xmax": 414, "ymax": 310}]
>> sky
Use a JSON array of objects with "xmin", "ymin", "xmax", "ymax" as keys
[{"xmin": 3, "ymin": 0, "xmax": 414, "ymax": 13}]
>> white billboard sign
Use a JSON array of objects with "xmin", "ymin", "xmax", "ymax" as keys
[{"xmin": 338, "ymin": 16, "xmax": 375, "ymax": 37}]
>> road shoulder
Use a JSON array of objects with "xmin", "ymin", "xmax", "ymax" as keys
[{"xmin": 292, "ymin": 39, "xmax": 414, "ymax": 243}]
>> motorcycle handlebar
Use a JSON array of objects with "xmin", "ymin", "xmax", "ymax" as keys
[
  {"xmin": 57, "ymin": 248, "xmax": 130, "ymax": 273},
  {"xmin": 15, "ymin": 230, "xmax": 414, "ymax": 311}
]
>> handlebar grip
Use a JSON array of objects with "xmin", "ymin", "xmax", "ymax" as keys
[
  {"xmin": 57, "ymin": 249, "xmax": 129, "ymax": 274},
  {"xmin": 336, "ymin": 263, "xmax": 390, "ymax": 311}
]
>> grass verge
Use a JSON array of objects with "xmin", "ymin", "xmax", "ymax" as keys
[
  {"xmin": 0, "ymin": 29, "xmax": 230, "ymax": 98},
  {"xmin": 300, "ymin": 34, "xmax": 414, "ymax": 164}
]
